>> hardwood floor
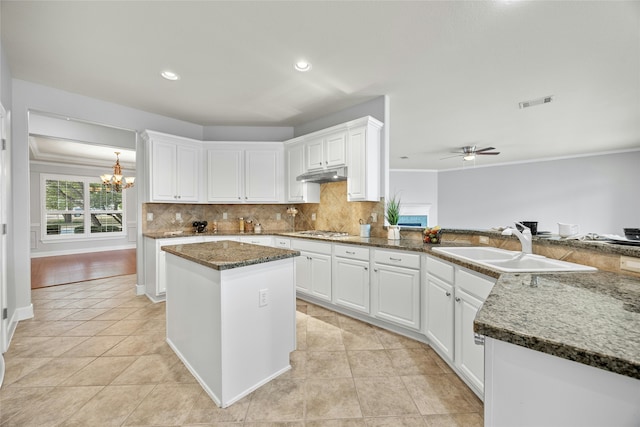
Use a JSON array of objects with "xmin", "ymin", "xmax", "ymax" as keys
[{"xmin": 31, "ymin": 249, "xmax": 137, "ymax": 289}]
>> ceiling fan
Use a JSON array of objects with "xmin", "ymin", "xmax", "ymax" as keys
[{"xmin": 441, "ymin": 145, "xmax": 500, "ymax": 161}]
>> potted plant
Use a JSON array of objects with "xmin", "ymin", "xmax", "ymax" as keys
[{"xmin": 386, "ymin": 195, "xmax": 401, "ymax": 240}]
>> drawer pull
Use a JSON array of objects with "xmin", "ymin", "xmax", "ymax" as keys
[
  {"xmin": 389, "ymin": 257, "xmax": 402, "ymax": 262},
  {"xmin": 455, "ymin": 297, "xmax": 461, "ymax": 302},
  {"xmin": 346, "ymin": 251, "xmax": 356, "ymax": 255},
  {"xmin": 445, "ymin": 291, "xmax": 451, "ymax": 297},
  {"xmin": 364, "ymin": 267, "xmax": 368, "ymax": 271}
]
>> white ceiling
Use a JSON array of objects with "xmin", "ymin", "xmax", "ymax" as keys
[{"xmin": 2, "ymin": 1, "xmax": 639, "ymax": 169}]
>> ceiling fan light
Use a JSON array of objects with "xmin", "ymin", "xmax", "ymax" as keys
[{"xmin": 463, "ymin": 154, "xmax": 476, "ymax": 161}]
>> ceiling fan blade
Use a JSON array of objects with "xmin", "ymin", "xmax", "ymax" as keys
[
  {"xmin": 440, "ymin": 153, "xmax": 464, "ymax": 160},
  {"xmin": 475, "ymin": 146, "xmax": 496, "ymax": 153},
  {"xmin": 477, "ymin": 151, "xmax": 500, "ymax": 155}
]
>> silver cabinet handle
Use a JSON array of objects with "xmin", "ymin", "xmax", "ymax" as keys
[
  {"xmin": 445, "ymin": 291, "xmax": 451, "ymax": 297},
  {"xmin": 389, "ymin": 257, "xmax": 402, "ymax": 262},
  {"xmin": 364, "ymin": 267, "xmax": 368, "ymax": 271},
  {"xmin": 374, "ymin": 268, "xmax": 378, "ymax": 272},
  {"xmin": 474, "ymin": 333, "xmax": 485, "ymax": 346},
  {"xmin": 346, "ymin": 251, "xmax": 355, "ymax": 255},
  {"xmin": 238, "ymin": 197, "xmax": 241, "ymax": 200},
  {"xmin": 455, "ymin": 297, "xmax": 461, "ymax": 302},
  {"xmin": 325, "ymin": 160, "xmax": 328, "ymax": 165}
]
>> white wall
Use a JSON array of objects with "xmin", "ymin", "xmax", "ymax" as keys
[
  {"xmin": 29, "ymin": 161, "xmax": 137, "ymax": 256},
  {"xmin": 389, "ymin": 169, "xmax": 438, "ymax": 226},
  {"xmin": 438, "ymin": 151, "xmax": 640, "ymax": 235},
  {"xmin": 203, "ymin": 125, "xmax": 293, "ymax": 142}
]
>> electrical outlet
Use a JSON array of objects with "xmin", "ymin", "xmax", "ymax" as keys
[
  {"xmin": 176, "ymin": 213, "xmax": 182, "ymax": 221},
  {"xmin": 311, "ymin": 213, "xmax": 316, "ymax": 221},
  {"xmin": 479, "ymin": 236, "xmax": 489, "ymax": 245},
  {"xmin": 371, "ymin": 212, "xmax": 377, "ymax": 222},
  {"xmin": 276, "ymin": 213, "xmax": 281, "ymax": 221},
  {"xmin": 223, "ymin": 212, "xmax": 228, "ymax": 220},
  {"xmin": 146, "ymin": 212, "xmax": 154, "ymax": 221},
  {"xmin": 259, "ymin": 289, "xmax": 269, "ymax": 307}
]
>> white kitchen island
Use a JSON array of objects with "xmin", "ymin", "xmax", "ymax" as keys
[{"xmin": 162, "ymin": 240, "xmax": 299, "ymax": 408}]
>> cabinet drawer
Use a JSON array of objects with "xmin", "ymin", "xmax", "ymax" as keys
[
  {"xmin": 374, "ymin": 249, "xmax": 420, "ymax": 269},
  {"xmin": 426, "ymin": 255, "xmax": 455, "ymax": 283},
  {"xmin": 456, "ymin": 267, "xmax": 495, "ymax": 301},
  {"xmin": 291, "ymin": 239, "xmax": 332, "ymax": 255},
  {"xmin": 273, "ymin": 238, "xmax": 291, "ymax": 249},
  {"xmin": 240, "ymin": 236, "xmax": 274, "ymax": 247},
  {"xmin": 334, "ymin": 244, "xmax": 369, "ymax": 261}
]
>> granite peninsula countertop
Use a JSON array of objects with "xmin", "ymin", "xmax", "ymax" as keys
[
  {"xmin": 161, "ymin": 240, "xmax": 300, "ymax": 271},
  {"xmin": 475, "ymin": 271, "xmax": 640, "ymax": 380}
]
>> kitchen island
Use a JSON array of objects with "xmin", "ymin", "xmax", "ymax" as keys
[
  {"xmin": 475, "ymin": 271, "xmax": 640, "ymax": 426},
  {"xmin": 161, "ymin": 240, "xmax": 300, "ymax": 408}
]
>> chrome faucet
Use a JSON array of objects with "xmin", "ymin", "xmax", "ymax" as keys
[{"xmin": 512, "ymin": 222, "xmax": 533, "ymax": 254}]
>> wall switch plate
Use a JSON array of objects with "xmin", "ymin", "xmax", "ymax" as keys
[
  {"xmin": 176, "ymin": 213, "xmax": 182, "ymax": 221},
  {"xmin": 276, "ymin": 213, "xmax": 281, "ymax": 220},
  {"xmin": 147, "ymin": 212, "xmax": 153, "ymax": 221},
  {"xmin": 311, "ymin": 213, "xmax": 316, "ymax": 221},
  {"xmin": 259, "ymin": 289, "xmax": 269, "ymax": 307},
  {"xmin": 371, "ymin": 212, "xmax": 377, "ymax": 222},
  {"xmin": 479, "ymin": 236, "xmax": 489, "ymax": 244},
  {"xmin": 223, "ymin": 212, "xmax": 228, "ymax": 220}
]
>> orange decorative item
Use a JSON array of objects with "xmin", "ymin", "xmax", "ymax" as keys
[{"xmin": 423, "ymin": 226, "xmax": 442, "ymax": 244}]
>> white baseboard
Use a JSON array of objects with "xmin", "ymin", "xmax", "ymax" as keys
[
  {"xmin": 7, "ymin": 304, "xmax": 34, "ymax": 350},
  {"xmin": 145, "ymin": 292, "xmax": 166, "ymax": 304},
  {"xmin": 31, "ymin": 244, "xmax": 136, "ymax": 258},
  {"xmin": 135, "ymin": 284, "xmax": 145, "ymax": 296}
]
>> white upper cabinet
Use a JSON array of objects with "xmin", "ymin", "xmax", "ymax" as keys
[
  {"xmin": 306, "ymin": 131, "xmax": 347, "ymax": 171},
  {"xmin": 142, "ymin": 131, "xmax": 202, "ymax": 203},
  {"xmin": 347, "ymin": 118, "xmax": 383, "ymax": 202},
  {"xmin": 285, "ymin": 142, "xmax": 320, "ymax": 203},
  {"xmin": 206, "ymin": 143, "xmax": 284, "ymax": 203}
]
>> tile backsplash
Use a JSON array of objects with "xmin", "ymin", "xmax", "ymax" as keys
[{"xmin": 143, "ymin": 181, "xmax": 387, "ymax": 237}]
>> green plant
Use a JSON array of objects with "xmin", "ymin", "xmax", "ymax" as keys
[{"xmin": 386, "ymin": 195, "xmax": 401, "ymax": 226}]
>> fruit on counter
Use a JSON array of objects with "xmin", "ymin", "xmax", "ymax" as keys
[{"xmin": 423, "ymin": 225, "xmax": 442, "ymax": 243}]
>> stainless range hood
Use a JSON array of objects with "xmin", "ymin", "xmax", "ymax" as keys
[{"xmin": 296, "ymin": 167, "xmax": 348, "ymax": 184}]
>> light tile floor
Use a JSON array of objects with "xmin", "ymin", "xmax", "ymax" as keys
[{"xmin": 0, "ymin": 274, "xmax": 483, "ymax": 426}]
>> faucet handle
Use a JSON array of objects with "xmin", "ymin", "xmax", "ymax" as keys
[{"xmin": 514, "ymin": 221, "xmax": 532, "ymax": 235}]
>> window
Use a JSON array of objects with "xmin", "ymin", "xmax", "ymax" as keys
[{"xmin": 42, "ymin": 174, "xmax": 125, "ymax": 240}]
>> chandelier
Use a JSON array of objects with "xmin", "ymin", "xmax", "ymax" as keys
[{"xmin": 100, "ymin": 152, "xmax": 135, "ymax": 192}]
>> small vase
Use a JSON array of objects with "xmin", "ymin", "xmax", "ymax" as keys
[{"xmin": 388, "ymin": 225, "xmax": 400, "ymax": 240}]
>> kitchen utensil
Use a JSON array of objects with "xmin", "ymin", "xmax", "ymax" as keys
[
  {"xmin": 359, "ymin": 219, "xmax": 365, "ymax": 225},
  {"xmin": 558, "ymin": 223, "xmax": 579, "ymax": 237}
]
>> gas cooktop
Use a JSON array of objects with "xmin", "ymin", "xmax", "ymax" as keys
[{"xmin": 294, "ymin": 230, "xmax": 351, "ymax": 238}]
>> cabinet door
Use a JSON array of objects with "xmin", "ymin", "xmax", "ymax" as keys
[
  {"xmin": 334, "ymin": 257, "xmax": 370, "ymax": 313},
  {"xmin": 426, "ymin": 274, "xmax": 455, "ymax": 361},
  {"xmin": 175, "ymin": 144, "xmax": 200, "ymax": 202},
  {"xmin": 310, "ymin": 253, "xmax": 332, "ymax": 301},
  {"xmin": 245, "ymin": 150, "xmax": 279, "ymax": 202},
  {"xmin": 347, "ymin": 126, "xmax": 367, "ymax": 201},
  {"xmin": 306, "ymin": 138, "xmax": 325, "ymax": 171},
  {"xmin": 372, "ymin": 263, "xmax": 421, "ymax": 330},
  {"xmin": 151, "ymin": 140, "xmax": 177, "ymax": 201},
  {"xmin": 295, "ymin": 253, "xmax": 312, "ymax": 294},
  {"xmin": 325, "ymin": 131, "xmax": 347, "ymax": 167},
  {"xmin": 286, "ymin": 144, "xmax": 305, "ymax": 202},
  {"xmin": 207, "ymin": 149, "xmax": 243, "ymax": 202},
  {"xmin": 455, "ymin": 287, "xmax": 486, "ymax": 393}
]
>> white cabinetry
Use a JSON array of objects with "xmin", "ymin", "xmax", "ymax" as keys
[
  {"xmin": 273, "ymin": 237, "xmax": 291, "ymax": 249},
  {"xmin": 292, "ymin": 239, "xmax": 332, "ymax": 302},
  {"xmin": 144, "ymin": 235, "xmax": 203, "ymax": 301},
  {"xmin": 333, "ymin": 244, "xmax": 370, "ymax": 314},
  {"xmin": 206, "ymin": 143, "xmax": 283, "ymax": 203},
  {"xmin": 425, "ymin": 255, "xmax": 496, "ymax": 397},
  {"xmin": 306, "ymin": 131, "xmax": 347, "ymax": 171},
  {"xmin": 347, "ymin": 118, "xmax": 383, "ymax": 201},
  {"xmin": 143, "ymin": 131, "xmax": 201, "ymax": 202},
  {"xmin": 239, "ymin": 236, "xmax": 274, "ymax": 246},
  {"xmin": 285, "ymin": 142, "xmax": 319, "ymax": 203},
  {"xmin": 372, "ymin": 249, "xmax": 421, "ymax": 330}
]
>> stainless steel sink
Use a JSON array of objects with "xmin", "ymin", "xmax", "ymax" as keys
[{"xmin": 432, "ymin": 247, "xmax": 597, "ymax": 273}]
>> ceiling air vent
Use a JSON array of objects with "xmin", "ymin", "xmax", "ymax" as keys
[{"xmin": 519, "ymin": 95, "xmax": 554, "ymax": 109}]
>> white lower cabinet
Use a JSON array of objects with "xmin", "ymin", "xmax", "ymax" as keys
[
  {"xmin": 372, "ymin": 249, "xmax": 421, "ymax": 331},
  {"xmin": 292, "ymin": 240, "xmax": 332, "ymax": 301},
  {"xmin": 425, "ymin": 255, "xmax": 496, "ymax": 398},
  {"xmin": 239, "ymin": 236, "xmax": 274, "ymax": 246},
  {"xmin": 333, "ymin": 245, "xmax": 370, "ymax": 314}
]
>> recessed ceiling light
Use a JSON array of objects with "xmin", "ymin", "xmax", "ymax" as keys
[
  {"xmin": 161, "ymin": 70, "xmax": 180, "ymax": 81},
  {"xmin": 294, "ymin": 61, "xmax": 312, "ymax": 72}
]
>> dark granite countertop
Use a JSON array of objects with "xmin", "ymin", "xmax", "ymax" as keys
[
  {"xmin": 161, "ymin": 240, "xmax": 300, "ymax": 271},
  {"xmin": 475, "ymin": 271, "xmax": 640, "ymax": 379}
]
